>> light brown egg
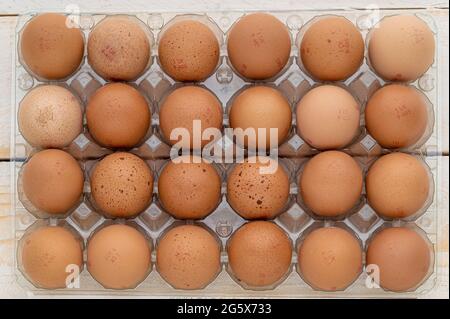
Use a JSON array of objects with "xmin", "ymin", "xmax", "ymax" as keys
[
  {"xmin": 86, "ymin": 83, "xmax": 150, "ymax": 148},
  {"xmin": 296, "ymin": 85, "xmax": 360, "ymax": 150},
  {"xmin": 158, "ymin": 156, "xmax": 221, "ymax": 219},
  {"xmin": 159, "ymin": 86, "xmax": 223, "ymax": 149},
  {"xmin": 87, "ymin": 224, "xmax": 151, "ymax": 289},
  {"xmin": 300, "ymin": 16, "xmax": 364, "ymax": 81},
  {"xmin": 230, "ymin": 86, "xmax": 292, "ymax": 150},
  {"xmin": 22, "ymin": 149, "xmax": 84, "ymax": 215},
  {"xmin": 158, "ymin": 20, "xmax": 219, "ymax": 81},
  {"xmin": 157, "ymin": 225, "xmax": 221, "ymax": 289},
  {"xmin": 365, "ymin": 84, "xmax": 429, "ymax": 149},
  {"xmin": 21, "ymin": 226, "xmax": 83, "ymax": 289},
  {"xmin": 368, "ymin": 15, "xmax": 435, "ymax": 82},
  {"xmin": 90, "ymin": 152, "xmax": 153, "ymax": 218},
  {"xmin": 18, "ymin": 85, "xmax": 83, "ymax": 149},
  {"xmin": 88, "ymin": 16, "xmax": 150, "ymax": 81},
  {"xmin": 298, "ymin": 227, "xmax": 362, "ymax": 291},
  {"xmin": 20, "ymin": 13, "xmax": 84, "ymax": 80},
  {"xmin": 227, "ymin": 156, "xmax": 290, "ymax": 220},
  {"xmin": 227, "ymin": 13, "xmax": 291, "ymax": 80},
  {"xmin": 366, "ymin": 227, "xmax": 432, "ymax": 292},
  {"xmin": 227, "ymin": 221, "xmax": 292, "ymax": 287},
  {"xmin": 300, "ymin": 151, "xmax": 363, "ymax": 218},
  {"xmin": 366, "ymin": 153, "xmax": 430, "ymax": 219}
]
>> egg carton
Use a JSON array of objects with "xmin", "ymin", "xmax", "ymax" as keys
[{"xmin": 11, "ymin": 8, "xmax": 443, "ymax": 298}]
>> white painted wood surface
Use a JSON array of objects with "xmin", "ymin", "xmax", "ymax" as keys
[{"xmin": 0, "ymin": 0, "xmax": 448, "ymax": 299}]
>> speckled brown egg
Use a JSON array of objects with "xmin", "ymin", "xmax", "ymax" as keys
[
  {"xmin": 159, "ymin": 86, "xmax": 223, "ymax": 149},
  {"xmin": 158, "ymin": 20, "xmax": 219, "ymax": 81},
  {"xmin": 230, "ymin": 86, "xmax": 292, "ymax": 150},
  {"xmin": 227, "ymin": 13, "xmax": 291, "ymax": 80},
  {"xmin": 158, "ymin": 156, "xmax": 221, "ymax": 219},
  {"xmin": 368, "ymin": 15, "xmax": 435, "ymax": 82},
  {"xmin": 227, "ymin": 221, "xmax": 292, "ymax": 288},
  {"xmin": 296, "ymin": 85, "xmax": 360, "ymax": 150},
  {"xmin": 300, "ymin": 16, "xmax": 364, "ymax": 81},
  {"xmin": 157, "ymin": 225, "xmax": 221, "ymax": 289},
  {"xmin": 366, "ymin": 153, "xmax": 430, "ymax": 219},
  {"xmin": 366, "ymin": 227, "xmax": 432, "ymax": 292},
  {"xmin": 300, "ymin": 151, "xmax": 363, "ymax": 218},
  {"xmin": 227, "ymin": 156, "xmax": 290, "ymax": 220},
  {"xmin": 22, "ymin": 149, "xmax": 84, "ymax": 215},
  {"xmin": 86, "ymin": 83, "xmax": 150, "ymax": 148},
  {"xmin": 87, "ymin": 224, "xmax": 151, "ymax": 289},
  {"xmin": 298, "ymin": 227, "xmax": 363, "ymax": 291},
  {"xmin": 20, "ymin": 13, "xmax": 84, "ymax": 80},
  {"xmin": 21, "ymin": 225, "xmax": 83, "ymax": 289},
  {"xmin": 365, "ymin": 84, "xmax": 429, "ymax": 149},
  {"xmin": 90, "ymin": 152, "xmax": 153, "ymax": 218},
  {"xmin": 18, "ymin": 85, "xmax": 83, "ymax": 149},
  {"xmin": 88, "ymin": 15, "xmax": 151, "ymax": 81}
]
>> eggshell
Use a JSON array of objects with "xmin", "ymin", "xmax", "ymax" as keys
[
  {"xmin": 22, "ymin": 149, "xmax": 84, "ymax": 215},
  {"xmin": 296, "ymin": 85, "xmax": 360, "ymax": 150},
  {"xmin": 366, "ymin": 227, "xmax": 432, "ymax": 292},
  {"xmin": 227, "ymin": 156, "xmax": 290, "ymax": 219},
  {"xmin": 229, "ymin": 86, "xmax": 292, "ymax": 149},
  {"xmin": 159, "ymin": 86, "xmax": 223, "ymax": 149},
  {"xmin": 300, "ymin": 16, "xmax": 364, "ymax": 81},
  {"xmin": 365, "ymin": 84, "xmax": 429, "ymax": 149},
  {"xmin": 158, "ymin": 156, "xmax": 221, "ymax": 219},
  {"xmin": 20, "ymin": 13, "xmax": 84, "ymax": 80},
  {"xmin": 298, "ymin": 227, "xmax": 362, "ymax": 291},
  {"xmin": 227, "ymin": 13, "xmax": 291, "ymax": 80},
  {"xmin": 90, "ymin": 152, "xmax": 153, "ymax": 218},
  {"xmin": 86, "ymin": 83, "xmax": 150, "ymax": 148},
  {"xmin": 368, "ymin": 15, "xmax": 435, "ymax": 82},
  {"xmin": 18, "ymin": 85, "xmax": 83, "ymax": 149},
  {"xmin": 366, "ymin": 152, "xmax": 430, "ymax": 219},
  {"xmin": 158, "ymin": 20, "xmax": 219, "ymax": 81},
  {"xmin": 156, "ymin": 225, "xmax": 221, "ymax": 289},
  {"xmin": 87, "ymin": 224, "xmax": 151, "ymax": 289},
  {"xmin": 299, "ymin": 151, "xmax": 363, "ymax": 217},
  {"xmin": 21, "ymin": 226, "xmax": 83, "ymax": 289},
  {"xmin": 227, "ymin": 221, "xmax": 292, "ymax": 287},
  {"xmin": 88, "ymin": 16, "xmax": 150, "ymax": 81}
]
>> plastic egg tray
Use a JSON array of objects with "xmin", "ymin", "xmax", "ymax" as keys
[{"xmin": 12, "ymin": 8, "xmax": 443, "ymax": 297}]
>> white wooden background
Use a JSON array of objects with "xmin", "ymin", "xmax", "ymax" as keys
[{"xmin": 0, "ymin": 0, "xmax": 448, "ymax": 299}]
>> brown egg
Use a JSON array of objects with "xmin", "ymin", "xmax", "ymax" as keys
[
  {"xmin": 18, "ymin": 85, "xmax": 83, "ymax": 149},
  {"xmin": 157, "ymin": 225, "xmax": 221, "ymax": 289},
  {"xmin": 88, "ymin": 16, "xmax": 150, "ymax": 81},
  {"xmin": 90, "ymin": 152, "xmax": 153, "ymax": 218},
  {"xmin": 230, "ymin": 86, "xmax": 292, "ymax": 150},
  {"xmin": 366, "ymin": 227, "xmax": 432, "ymax": 292},
  {"xmin": 86, "ymin": 83, "xmax": 150, "ymax": 148},
  {"xmin": 158, "ymin": 156, "xmax": 221, "ymax": 219},
  {"xmin": 365, "ymin": 84, "xmax": 429, "ymax": 149},
  {"xmin": 366, "ymin": 153, "xmax": 430, "ymax": 219},
  {"xmin": 87, "ymin": 224, "xmax": 151, "ymax": 289},
  {"xmin": 20, "ymin": 13, "xmax": 84, "ymax": 80},
  {"xmin": 22, "ymin": 149, "xmax": 84, "ymax": 215},
  {"xmin": 296, "ymin": 85, "xmax": 360, "ymax": 150},
  {"xmin": 227, "ymin": 221, "xmax": 292, "ymax": 287},
  {"xmin": 227, "ymin": 156, "xmax": 290, "ymax": 220},
  {"xmin": 300, "ymin": 16, "xmax": 364, "ymax": 81},
  {"xmin": 227, "ymin": 13, "xmax": 291, "ymax": 80},
  {"xmin": 298, "ymin": 227, "xmax": 362, "ymax": 291},
  {"xmin": 158, "ymin": 20, "xmax": 219, "ymax": 81},
  {"xmin": 21, "ymin": 226, "xmax": 83, "ymax": 289},
  {"xmin": 368, "ymin": 15, "xmax": 435, "ymax": 82},
  {"xmin": 300, "ymin": 151, "xmax": 363, "ymax": 218},
  {"xmin": 159, "ymin": 86, "xmax": 223, "ymax": 149}
]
